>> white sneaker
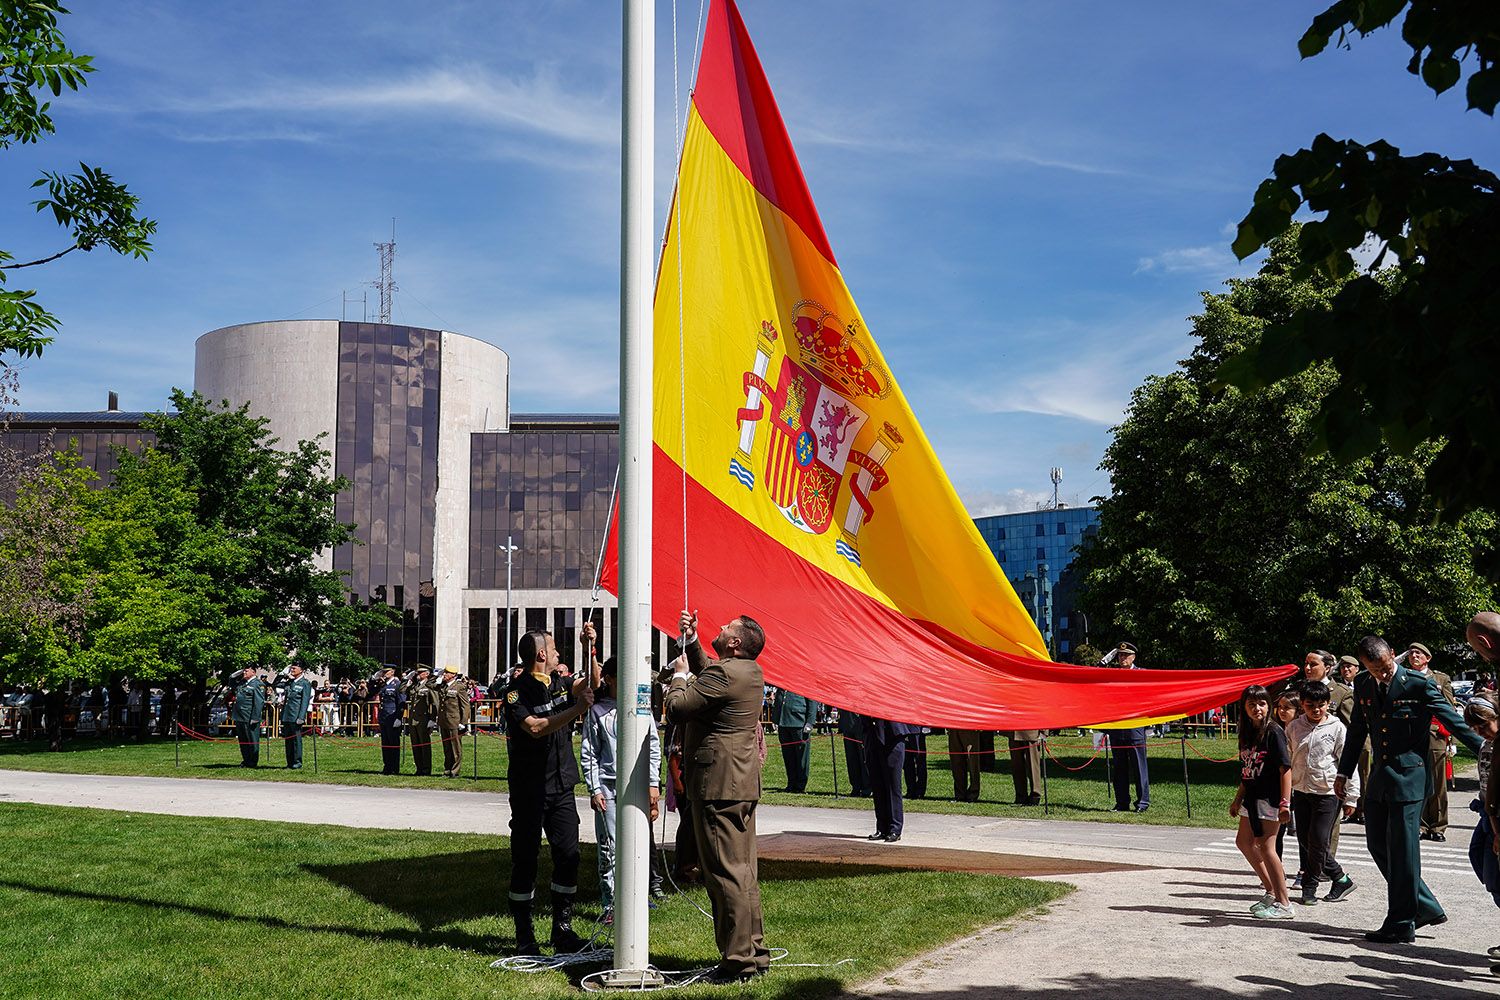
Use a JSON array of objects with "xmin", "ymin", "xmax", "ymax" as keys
[
  {"xmin": 1254, "ymin": 902, "xmax": 1294, "ymax": 920},
  {"xmin": 1249, "ymin": 892, "xmax": 1274, "ymax": 913}
]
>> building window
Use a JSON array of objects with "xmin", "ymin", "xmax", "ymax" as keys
[
  {"xmin": 1036, "ymin": 547, "xmax": 1045, "ymax": 560},
  {"xmin": 525, "ymin": 607, "xmax": 547, "ymax": 635},
  {"xmin": 1035, "ymin": 523, "xmax": 1045, "ymax": 537},
  {"xmin": 1060, "ymin": 615, "xmax": 1070, "ymax": 631},
  {"xmin": 1060, "ymin": 640, "xmax": 1071, "ymax": 654},
  {"xmin": 998, "ymin": 552, "xmax": 1006, "ymax": 563},
  {"xmin": 1057, "ymin": 522, "xmax": 1067, "ymax": 535},
  {"xmin": 554, "ymin": 607, "xmax": 578, "ymax": 669},
  {"xmin": 997, "ymin": 527, "xmax": 1005, "ymax": 540},
  {"xmin": 468, "ymin": 608, "xmax": 491, "ymax": 683}
]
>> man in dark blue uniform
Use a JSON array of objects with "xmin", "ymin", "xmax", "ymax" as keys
[
  {"xmin": 1336, "ymin": 635, "xmax": 1483, "ymax": 943},
  {"xmin": 1107, "ymin": 642, "xmax": 1151, "ymax": 812},
  {"xmin": 862, "ymin": 716, "xmax": 918, "ymax": 842},
  {"xmin": 375, "ymin": 666, "xmax": 406, "ymax": 775},
  {"xmin": 505, "ymin": 624, "xmax": 594, "ymax": 954}
]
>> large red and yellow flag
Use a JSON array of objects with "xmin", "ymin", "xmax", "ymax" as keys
[{"xmin": 603, "ymin": 0, "xmax": 1293, "ymax": 727}]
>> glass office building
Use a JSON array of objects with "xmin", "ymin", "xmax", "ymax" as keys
[{"xmin": 973, "ymin": 506, "xmax": 1100, "ymax": 658}]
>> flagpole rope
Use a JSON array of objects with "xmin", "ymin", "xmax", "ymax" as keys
[{"xmin": 672, "ymin": 0, "xmax": 690, "ymax": 611}]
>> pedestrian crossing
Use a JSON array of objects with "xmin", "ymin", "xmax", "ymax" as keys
[{"xmin": 1193, "ymin": 827, "xmax": 1476, "ymax": 878}]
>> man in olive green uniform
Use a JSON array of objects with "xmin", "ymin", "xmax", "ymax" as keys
[
  {"xmin": 225, "ymin": 667, "xmax": 266, "ymax": 768},
  {"xmin": 664, "ymin": 610, "xmax": 771, "ymax": 984},
  {"xmin": 280, "ymin": 664, "xmax": 314, "ymax": 769},
  {"xmin": 405, "ymin": 665, "xmax": 439, "ymax": 776},
  {"xmin": 948, "ymin": 728, "xmax": 985, "ymax": 803},
  {"xmin": 771, "ymin": 687, "xmax": 819, "ymax": 793},
  {"xmin": 1005, "ymin": 730, "xmax": 1043, "ymax": 805},
  {"xmin": 435, "ymin": 665, "xmax": 471, "ymax": 777},
  {"xmin": 1405, "ymin": 642, "xmax": 1458, "ymax": 842},
  {"xmin": 1336, "ymin": 635, "xmax": 1482, "ymax": 942}
]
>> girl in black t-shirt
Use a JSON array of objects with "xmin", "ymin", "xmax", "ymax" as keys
[{"xmin": 1230, "ymin": 684, "xmax": 1294, "ymax": 920}]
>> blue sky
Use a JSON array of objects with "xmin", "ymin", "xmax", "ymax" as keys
[{"xmin": 1, "ymin": 1, "xmax": 1491, "ymax": 513}]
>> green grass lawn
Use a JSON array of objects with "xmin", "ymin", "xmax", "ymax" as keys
[
  {"xmin": 0, "ymin": 727, "xmax": 1252, "ymax": 827},
  {"xmin": 0, "ymin": 802, "xmax": 1070, "ymax": 1000}
]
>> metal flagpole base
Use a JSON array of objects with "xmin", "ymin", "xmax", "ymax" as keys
[{"xmin": 595, "ymin": 968, "xmax": 666, "ymax": 989}]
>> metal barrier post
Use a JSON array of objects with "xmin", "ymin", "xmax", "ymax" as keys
[
  {"xmin": 830, "ymin": 731, "xmax": 840, "ymax": 799},
  {"xmin": 174, "ymin": 720, "xmax": 181, "ymax": 768},
  {"xmin": 1102, "ymin": 738, "xmax": 1114, "ymax": 804},
  {"xmin": 1040, "ymin": 733, "xmax": 1050, "ymax": 816},
  {"xmin": 472, "ymin": 725, "xmax": 478, "ymax": 781},
  {"xmin": 1180, "ymin": 731, "xmax": 1192, "ymax": 819},
  {"xmin": 312, "ymin": 725, "xmax": 319, "ymax": 773}
]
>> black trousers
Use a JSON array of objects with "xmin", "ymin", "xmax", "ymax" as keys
[
  {"xmin": 379, "ymin": 720, "xmax": 402, "ymax": 774},
  {"xmin": 508, "ymin": 787, "xmax": 581, "ymax": 902},
  {"xmin": 843, "ymin": 733, "xmax": 869, "ymax": 795},
  {"xmin": 866, "ymin": 734, "xmax": 905, "ymax": 837},
  {"xmin": 674, "ymin": 787, "xmax": 700, "ymax": 874},
  {"xmin": 903, "ymin": 732, "xmax": 927, "ymax": 797},
  {"xmin": 1292, "ymin": 791, "xmax": 1345, "ymax": 890},
  {"xmin": 283, "ymin": 723, "xmax": 303, "ymax": 768},
  {"xmin": 1109, "ymin": 730, "xmax": 1150, "ymax": 807}
]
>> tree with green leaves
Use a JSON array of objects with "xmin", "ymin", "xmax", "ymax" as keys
[
  {"xmin": 1223, "ymin": 2, "xmax": 1498, "ymax": 560},
  {"xmin": 0, "ymin": 391, "xmax": 394, "ymax": 686},
  {"xmin": 1075, "ymin": 230, "xmax": 1498, "ymax": 671},
  {"xmin": 1, "ymin": 1, "xmax": 155, "ymax": 362}
]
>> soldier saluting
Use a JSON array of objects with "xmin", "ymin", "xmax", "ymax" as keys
[
  {"xmin": 435, "ymin": 665, "xmax": 471, "ymax": 777},
  {"xmin": 405, "ymin": 665, "xmax": 439, "ymax": 776},
  {"xmin": 224, "ymin": 666, "xmax": 266, "ymax": 768},
  {"xmin": 281, "ymin": 664, "xmax": 314, "ymax": 770}
]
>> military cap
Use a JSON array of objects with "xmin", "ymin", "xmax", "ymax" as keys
[
  {"xmin": 1116, "ymin": 642, "xmax": 1138, "ymax": 655},
  {"xmin": 1338, "ymin": 655, "xmax": 1359, "ymax": 667},
  {"xmin": 1408, "ymin": 642, "xmax": 1431, "ymax": 657},
  {"xmin": 414, "ymin": 663, "xmax": 432, "ymax": 675},
  {"xmin": 441, "ymin": 665, "xmax": 459, "ymax": 675}
]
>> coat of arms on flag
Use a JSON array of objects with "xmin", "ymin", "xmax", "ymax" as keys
[{"xmin": 730, "ymin": 300, "xmax": 902, "ymax": 562}]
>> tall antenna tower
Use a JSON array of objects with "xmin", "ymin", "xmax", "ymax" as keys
[
  {"xmin": 368, "ymin": 218, "xmax": 397, "ymax": 323},
  {"xmin": 1050, "ymin": 467, "xmax": 1063, "ymax": 509}
]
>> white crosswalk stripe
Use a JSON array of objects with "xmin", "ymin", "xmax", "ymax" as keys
[{"xmin": 1193, "ymin": 833, "xmax": 1476, "ymax": 876}]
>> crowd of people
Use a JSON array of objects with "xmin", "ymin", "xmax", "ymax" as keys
[{"xmin": 1227, "ymin": 613, "xmax": 1500, "ymax": 969}]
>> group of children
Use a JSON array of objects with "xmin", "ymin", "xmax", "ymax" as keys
[{"xmin": 1233, "ymin": 676, "xmax": 1500, "ymax": 938}]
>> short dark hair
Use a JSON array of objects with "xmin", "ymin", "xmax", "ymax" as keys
[
  {"xmin": 1300, "ymin": 680, "xmax": 1330, "ymax": 704},
  {"xmin": 517, "ymin": 630, "xmax": 550, "ymax": 668},
  {"xmin": 1309, "ymin": 650, "xmax": 1336, "ymax": 671},
  {"xmin": 734, "ymin": 615, "xmax": 766, "ymax": 659},
  {"xmin": 1355, "ymin": 635, "xmax": 1391, "ymax": 661},
  {"xmin": 600, "ymin": 656, "xmax": 618, "ymax": 678}
]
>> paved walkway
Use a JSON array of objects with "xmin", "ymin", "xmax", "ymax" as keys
[{"xmin": 2, "ymin": 769, "xmax": 1496, "ymax": 995}]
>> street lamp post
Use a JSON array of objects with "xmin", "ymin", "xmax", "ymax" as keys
[{"xmin": 501, "ymin": 535, "xmax": 518, "ymax": 678}]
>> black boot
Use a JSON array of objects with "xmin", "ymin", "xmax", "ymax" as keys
[
  {"xmin": 510, "ymin": 899, "xmax": 538, "ymax": 955},
  {"xmin": 550, "ymin": 889, "xmax": 586, "ymax": 952}
]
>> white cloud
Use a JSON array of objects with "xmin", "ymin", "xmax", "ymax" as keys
[
  {"xmin": 962, "ymin": 488, "xmax": 1052, "ymax": 517},
  {"xmin": 101, "ymin": 66, "xmax": 618, "ymax": 148},
  {"xmin": 1134, "ymin": 244, "xmax": 1241, "ymax": 276}
]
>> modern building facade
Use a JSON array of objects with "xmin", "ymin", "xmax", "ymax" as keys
[
  {"xmin": 8, "ymin": 319, "xmax": 1094, "ymax": 677},
  {"xmin": 973, "ymin": 506, "xmax": 1100, "ymax": 658}
]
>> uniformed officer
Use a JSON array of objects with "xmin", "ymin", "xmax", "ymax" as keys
[
  {"xmin": 1106, "ymin": 642, "xmax": 1151, "ymax": 812},
  {"xmin": 1405, "ymin": 642, "xmax": 1458, "ymax": 842},
  {"xmin": 435, "ymin": 665, "xmax": 471, "ymax": 777},
  {"xmin": 405, "ymin": 665, "xmax": 439, "ymax": 776},
  {"xmin": 504, "ymin": 624, "xmax": 594, "ymax": 954},
  {"xmin": 224, "ymin": 666, "xmax": 265, "ymax": 768},
  {"xmin": 771, "ymin": 686, "xmax": 819, "ymax": 793},
  {"xmin": 1005, "ymin": 730, "xmax": 1043, "ymax": 805},
  {"xmin": 1335, "ymin": 635, "xmax": 1482, "ymax": 942},
  {"xmin": 374, "ymin": 666, "xmax": 406, "ymax": 775},
  {"xmin": 281, "ymin": 663, "xmax": 314, "ymax": 769}
]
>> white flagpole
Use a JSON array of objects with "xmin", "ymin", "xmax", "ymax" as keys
[{"xmin": 610, "ymin": 0, "xmax": 657, "ymax": 982}]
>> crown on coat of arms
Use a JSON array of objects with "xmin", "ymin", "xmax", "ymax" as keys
[{"xmin": 790, "ymin": 300, "xmax": 892, "ymax": 401}]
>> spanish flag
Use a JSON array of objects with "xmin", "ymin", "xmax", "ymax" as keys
[{"xmin": 603, "ymin": 0, "xmax": 1293, "ymax": 727}]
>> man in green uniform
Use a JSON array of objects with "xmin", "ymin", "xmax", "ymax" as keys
[
  {"xmin": 281, "ymin": 663, "xmax": 314, "ymax": 769},
  {"xmin": 1405, "ymin": 642, "xmax": 1458, "ymax": 842},
  {"xmin": 435, "ymin": 665, "xmax": 471, "ymax": 777},
  {"xmin": 405, "ymin": 665, "xmax": 439, "ymax": 776},
  {"xmin": 771, "ymin": 686, "xmax": 819, "ymax": 793},
  {"xmin": 225, "ymin": 667, "xmax": 266, "ymax": 768},
  {"xmin": 1336, "ymin": 635, "xmax": 1482, "ymax": 943}
]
